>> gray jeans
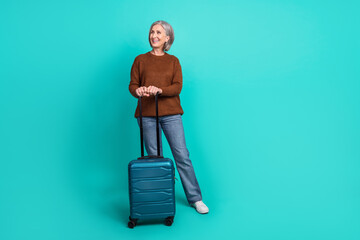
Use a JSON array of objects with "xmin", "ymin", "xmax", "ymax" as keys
[{"xmin": 137, "ymin": 114, "xmax": 202, "ymax": 204}]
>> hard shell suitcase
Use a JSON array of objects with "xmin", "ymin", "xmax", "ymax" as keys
[{"xmin": 128, "ymin": 94, "xmax": 176, "ymax": 228}]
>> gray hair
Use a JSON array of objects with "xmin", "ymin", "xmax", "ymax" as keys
[{"xmin": 148, "ymin": 20, "xmax": 175, "ymax": 51}]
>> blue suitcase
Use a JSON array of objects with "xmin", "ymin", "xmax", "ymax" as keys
[{"xmin": 128, "ymin": 94, "xmax": 176, "ymax": 228}]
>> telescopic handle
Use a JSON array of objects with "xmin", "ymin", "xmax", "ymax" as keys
[{"xmin": 138, "ymin": 93, "xmax": 161, "ymax": 159}]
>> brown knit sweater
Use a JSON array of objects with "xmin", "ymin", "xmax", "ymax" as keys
[{"xmin": 129, "ymin": 52, "xmax": 184, "ymax": 118}]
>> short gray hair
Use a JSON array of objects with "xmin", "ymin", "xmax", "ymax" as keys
[{"xmin": 148, "ymin": 20, "xmax": 175, "ymax": 51}]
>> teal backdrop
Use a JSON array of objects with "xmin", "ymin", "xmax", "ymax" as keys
[{"xmin": 1, "ymin": 0, "xmax": 359, "ymax": 239}]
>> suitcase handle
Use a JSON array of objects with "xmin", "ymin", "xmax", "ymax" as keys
[{"xmin": 138, "ymin": 93, "xmax": 162, "ymax": 158}]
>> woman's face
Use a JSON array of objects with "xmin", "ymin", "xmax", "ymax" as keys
[{"xmin": 149, "ymin": 24, "xmax": 170, "ymax": 50}]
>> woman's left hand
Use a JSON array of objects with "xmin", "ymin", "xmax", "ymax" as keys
[{"xmin": 147, "ymin": 86, "xmax": 163, "ymax": 96}]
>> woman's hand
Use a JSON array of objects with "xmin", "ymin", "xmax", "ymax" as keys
[
  {"xmin": 135, "ymin": 86, "xmax": 150, "ymax": 97},
  {"xmin": 147, "ymin": 86, "xmax": 163, "ymax": 96},
  {"xmin": 135, "ymin": 86, "xmax": 162, "ymax": 97}
]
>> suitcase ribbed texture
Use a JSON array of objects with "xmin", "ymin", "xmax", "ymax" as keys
[{"xmin": 128, "ymin": 158, "xmax": 175, "ymax": 219}]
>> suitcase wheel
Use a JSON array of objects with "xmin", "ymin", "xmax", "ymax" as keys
[
  {"xmin": 165, "ymin": 216, "xmax": 174, "ymax": 226},
  {"xmin": 128, "ymin": 217, "xmax": 138, "ymax": 229}
]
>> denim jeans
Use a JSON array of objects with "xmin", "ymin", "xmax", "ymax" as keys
[{"xmin": 137, "ymin": 114, "xmax": 202, "ymax": 204}]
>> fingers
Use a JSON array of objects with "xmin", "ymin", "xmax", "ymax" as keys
[
  {"xmin": 136, "ymin": 86, "xmax": 162, "ymax": 97},
  {"xmin": 147, "ymin": 86, "xmax": 162, "ymax": 95},
  {"xmin": 135, "ymin": 87, "xmax": 142, "ymax": 97},
  {"xmin": 148, "ymin": 86, "xmax": 155, "ymax": 95},
  {"xmin": 142, "ymin": 86, "xmax": 150, "ymax": 97},
  {"xmin": 136, "ymin": 86, "xmax": 148, "ymax": 97},
  {"xmin": 135, "ymin": 88, "xmax": 141, "ymax": 97}
]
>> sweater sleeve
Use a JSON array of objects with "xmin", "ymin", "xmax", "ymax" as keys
[
  {"xmin": 161, "ymin": 58, "xmax": 183, "ymax": 97},
  {"xmin": 129, "ymin": 57, "xmax": 140, "ymax": 98}
]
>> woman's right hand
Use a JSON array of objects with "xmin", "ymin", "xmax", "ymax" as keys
[{"xmin": 135, "ymin": 87, "xmax": 150, "ymax": 97}]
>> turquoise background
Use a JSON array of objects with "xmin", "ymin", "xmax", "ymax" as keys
[{"xmin": 1, "ymin": 0, "xmax": 359, "ymax": 239}]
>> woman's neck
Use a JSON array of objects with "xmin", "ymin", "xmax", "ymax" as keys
[{"xmin": 151, "ymin": 48, "xmax": 165, "ymax": 56}]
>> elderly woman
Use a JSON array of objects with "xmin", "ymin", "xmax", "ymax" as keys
[{"xmin": 129, "ymin": 20, "xmax": 209, "ymax": 214}]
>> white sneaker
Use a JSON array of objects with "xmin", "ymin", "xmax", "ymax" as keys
[{"xmin": 191, "ymin": 200, "xmax": 209, "ymax": 214}]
